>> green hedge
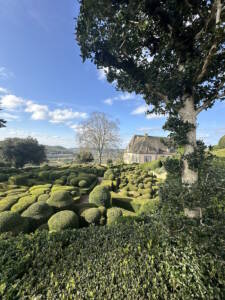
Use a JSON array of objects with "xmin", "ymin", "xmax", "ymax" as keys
[{"xmin": 0, "ymin": 221, "xmax": 224, "ymax": 299}]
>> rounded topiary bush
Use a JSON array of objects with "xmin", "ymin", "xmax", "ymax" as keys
[
  {"xmin": 78, "ymin": 180, "xmax": 88, "ymax": 188},
  {"xmin": 0, "ymin": 211, "xmax": 29, "ymax": 234},
  {"xmin": 22, "ymin": 202, "xmax": 54, "ymax": 229},
  {"xmin": 81, "ymin": 208, "xmax": 101, "ymax": 225},
  {"xmin": 47, "ymin": 191, "xmax": 73, "ymax": 209},
  {"xmin": 89, "ymin": 186, "xmax": 111, "ymax": 208},
  {"xmin": 69, "ymin": 177, "xmax": 79, "ymax": 187},
  {"xmin": 0, "ymin": 195, "xmax": 20, "ymax": 212},
  {"xmin": 11, "ymin": 195, "xmax": 37, "ymax": 214},
  {"xmin": 38, "ymin": 194, "xmax": 50, "ymax": 202},
  {"xmin": 48, "ymin": 210, "xmax": 79, "ymax": 231},
  {"xmin": 103, "ymin": 169, "xmax": 115, "ymax": 180},
  {"xmin": 138, "ymin": 183, "xmax": 144, "ymax": 189},
  {"xmin": 107, "ymin": 207, "xmax": 123, "ymax": 225}
]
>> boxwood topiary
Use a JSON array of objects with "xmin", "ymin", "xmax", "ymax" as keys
[
  {"xmin": 11, "ymin": 195, "xmax": 37, "ymax": 214},
  {"xmin": 47, "ymin": 191, "xmax": 73, "ymax": 209},
  {"xmin": 48, "ymin": 210, "xmax": 79, "ymax": 231},
  {"xmin": 22, "ymin": 202, "xmax": 54, "ymax": 229},
  {"xmin": 0, "ymin": 211, "xmax": 29, "ymax": 234},
  {"xmin": 89, "ymin": 186, "xmax": 111, "ymax": 208},
  {"xmin": 38, "ymin": 194, "xmax": 50, "ymax": 202},
  {"xmin": 81, "ymin": 208, "xmax": 101, "ymax": 225},
  {"xmin": 0, "ymin": 195, "xmax": 20, "ymax": 212},
  {"xmin": 78, "ymin": 180, "xmax": 88, "ymax": 188},
  {"xmin": 107, "ymin": 207, "xmax": 123, "ymax": 225}
]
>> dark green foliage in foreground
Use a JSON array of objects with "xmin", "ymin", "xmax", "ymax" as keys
[
  {"xmin": 0, "ymin": 137, "xmax": 47, "ymax": 168},
  {"xmin": 0, "ymin": 216, "xmax": 224, "ymax": 299}
]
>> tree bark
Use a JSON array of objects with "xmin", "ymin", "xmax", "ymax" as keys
[{"xmin": 179, "ymin": 95, "xmax": 198, "ymax": 185}]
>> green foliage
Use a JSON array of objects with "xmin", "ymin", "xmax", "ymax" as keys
[
  {"xmin": 78, "ymin": 180, "xmax": 88, "ymax": 188},
  {"xmin": 103, "ymin": 169, "xmax": 115, "ymax": 180},
  {"xmin": 89, "ymin": 185, "xmax": 111, "ymax": 208},
  {"xmin": 140, "ymin": 159, "xmax": 163, "ymax": 171},
  {"xmin": 11, "ymin": 195, "xmax": 37, "ymax": 214},
  {"xmin": 76, "ymin": 150, "xmax": 94, "ymax": 163},
  {"xmin": 38, "ymin": 194, "xmax": 49, "ymax": 202},
  {"xmin": 1, "ymin": 137, "xmax": 46, "ymax": 168},
  {"xmin": 0, "ymin": 195, "xmax": 20, "ymax": 212},
  {"xmin": 8, "ymin": 174, "xmax": 29, "ymax": 186},
  {"xmin": 218, "ymin": 135, "xmax": 225, "ymax": 149},
  {"xmin": 47, "ymin": 191, "xmax": 73, "ymax": 209},
  {"xmin": 48, "ymin": 210, "xmax": 79, "ymax": 231},
  {"xmin": 0, "ymin": 220, "xmax": 224, "ymax": 299},
  {"xmin": 22, "ymin": 202, "xmax": 54, "ymax": 229},
  {"xmin": 106, "ymin": 207, "xmax": 122, "ymax": 225},
  {"xmin": 0, "ymin": 211, "xmax": 28, "ymax": 234},
  {"xmin": 81, "ymin": 208, "xmax": 101, "ymax": 225}
]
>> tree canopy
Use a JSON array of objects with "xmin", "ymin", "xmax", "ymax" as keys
[
  {"xmin": 76, "ymin": 0, "xmax": 225, "ymax": 184},
  {"xmin": 0, "ymin": 137, "xmax": 47, "ymax": 168}
]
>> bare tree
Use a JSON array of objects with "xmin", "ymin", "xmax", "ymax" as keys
[{"xmin": 76, "ymin": 112, "xmax": 120, "ymax": 164}]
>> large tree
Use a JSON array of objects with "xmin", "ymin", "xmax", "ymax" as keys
[
  {"xmin": 76, "ymin": 0, "xmax": 225, "ymax": 185},
  {"xmin": 0, "ymin": 137, "xmax": 47, "ymax": 168},
  {"xmin": 76, "ymin": 112, "xmax": 120, "ymax": 164}
]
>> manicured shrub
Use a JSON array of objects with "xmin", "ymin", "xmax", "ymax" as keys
[
  {"xmin": 30, "ymin": 188, "xmax": 50, "ymax": 197},
  {"xmin": 138, "ymin": 183, "xmax": 144, "ymax": 189},
  {"xmin": 103, "ymin": 169, "xmax": 115, "ymax": 180},
  {"xmin": 22, "ymin": 202, "xmax": 54, "ymax": 229},
  {"xmin": 38, "ymin": 194, "xmax": 49, "ymax": 202},
  {"xmin": 69, "ymin": 177, "xmax": 79, "ymax": 187},
  {"xmin": 98, "ymin": 206, "xmax": 106, "ymax": 216},
  {"xmin": 51, "ymin": 185, "xmax": 75, "ymax": 193},
  {"xmin": 73, "ymin": 203, "xmax": 97, "ymax": 215},
  {"xmin": 11, "ymin": 196, "xmax": 37, "ymax": 213},
  {"xmin": 78, "ymin": 180, "xmax": 88, "ymax": 188},
  {"xmin": 0, "ymin": 211, "xmax": 29, "ymax": 234},
  {"xmin": 38, "ymin": 171, "xmax": 50, "ymax": 181},
  {"xmin": 107, "ymin": 207, "xmax": 122, "ymax": 225},
  {"xmin": 47, "ymin": 191, "xmax": 73, "ymax": 209},
  {"xmin": 0, "ymin": 195, "xmax": 20, "ymax": 212},
  {"xmin": 89, "ymin": 186, "xmax": 111, "ymax": 208},
  {"xmin": 48, "ymin": 210, "xmax": 79, "ymax": 231},
  {"xmin": 81, "ymin": 208, "xmax": 101, "ymax": 225},
  {"xmin": 8, "ymin": 175, "xmax": 29, "ymax": 186}
]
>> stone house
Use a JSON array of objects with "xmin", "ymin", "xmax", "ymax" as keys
[{"xmin": 123, "ymin": 134, "xmax": 175, "ymax": 164}]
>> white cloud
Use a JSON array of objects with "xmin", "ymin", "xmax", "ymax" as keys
[
  {"xmin": 146, "ymin": 113, "xmax": 165, "ymax": 119},
  {"xmin": 97, "ymin": 67, "xmax": 109, "ymax": 81},
  {"xmin": 131, "ymin": 104, "xmax": 166, "ymax": 119},
  {"xmin": 49, "ymin": 109, "xmax": 87, "ymax": 124},
  {"xmin": 25, "ymin": 101, "xmax": 49, "ymax": 120},
  {"xmin": 0, "ymin": 94, "xmax": 25, "ymax": 111},
  {"xmin": 0, "ymin": 112, "xmax": 19, "ymax": 121},
  {"xmin": 0, "ymin": 67, "xmax": 13, "ymax": 79},
  {"xmin": 120, "ymin": 93, "xmax": 135, "ymax": 101},
  {"xmin": 104, "ymin": 98, "xmax": 113, "ymax": 105},
  {"xmin": 103, "ymin": 92, "xmax": 136, "ymax": 106},
  {"xmin": 131, "ymin": 105, "xmax": 148, "ymax": 115},
  {"xmin": 0, "ymin": 87, "xmax": 9, "ymax": 94},
  {"xmin": 70, "ymin": 124, "xmax": 83, "ymax": 133}
]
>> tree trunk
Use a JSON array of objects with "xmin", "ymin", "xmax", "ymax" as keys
[{"xmin": 179, "ymin": 95, "xmax": 198, "ymax": 185}]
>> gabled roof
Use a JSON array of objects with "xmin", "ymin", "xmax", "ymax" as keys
[{"xmin": 125, "ymin": 134, "xmax": 173, "ymax": 154}]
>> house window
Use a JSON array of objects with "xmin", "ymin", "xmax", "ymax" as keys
[{"xmin": 144, "ymin": 155, "xmax": 152, "ymax": 162}]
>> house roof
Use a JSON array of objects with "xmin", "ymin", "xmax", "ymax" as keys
[{"xmin": 125, "ymin": 134, "xmax": 173, "ymax": 154}]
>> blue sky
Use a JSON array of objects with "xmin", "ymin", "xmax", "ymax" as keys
[{"xmin": 0, "ymin": 0, "xmax": 224, "ymax": 148}]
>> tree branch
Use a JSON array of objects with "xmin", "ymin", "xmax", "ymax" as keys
[
  {"xmin": 196, "ymin": 78, "xmax": 225, "ymax": 114},
  {"xmin": 195, "ymin": 0, "xmax": 222, "ymax": 83},
  {"xmin": 145, "ymin": 83, "xmax": 169, "ymax": 103}
]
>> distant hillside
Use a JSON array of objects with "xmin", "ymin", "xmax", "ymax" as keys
[{"xmin": 44, "ymin": 145, "xmax": 77, "ymax": 154}]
